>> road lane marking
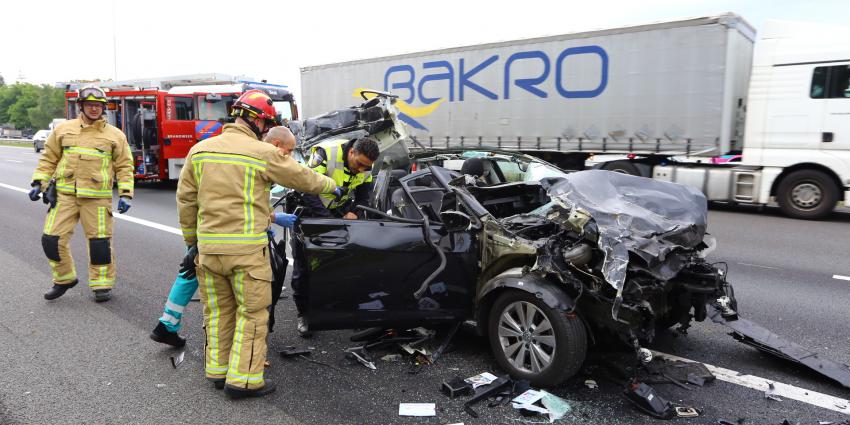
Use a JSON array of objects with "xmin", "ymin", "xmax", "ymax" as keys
[
  {"xmin": 0, "ymin": 145, "xmax": 29, "ymax": 149},
  {"xmin": 738, "ymin": 262, "xmax": 779, "ymax": 270},
  {"xmin": 5, "ymin": 159, "xmax": 22, "ymax": 163},
  {"xmin": 834, "ymin": 275, "xmax": 850, "ymax": 282},
  {"xmin": 0, "ymin": 182, "xmax": 29, "ymax": 194},
  {"xmin": 653, "ymin": 350, "xmax": 850, "ymax": 415}
]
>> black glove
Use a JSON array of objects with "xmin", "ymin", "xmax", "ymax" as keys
[
  {"xmin": 42, "ymin": 180, "xmax": 57, "ymax": 210},
  {"xmin": 28, "ymin": 183, "xmax": 41, "ymax": 201},
  {"xmin": 179, "ymin": 245, "xmax": 198, "ymax": 280}
]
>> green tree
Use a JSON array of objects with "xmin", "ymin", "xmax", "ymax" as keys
[
  {"xmin": 8, "ymin": 84, "xmax": 39, "ymax": 129},
  {"xmin": 0, "ymin": 74, "xmax": 5, "ymax": 86},
  {"xmin": 28, "ymin": 85, "xmax": 65, "ymax": 129}
]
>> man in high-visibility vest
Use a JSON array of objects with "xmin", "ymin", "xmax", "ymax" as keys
[
  {"xmin": 176, "ymin": 90, "xmax": 338, "ymax": 398},
  {"xmin": 274, "ymin": 137, "xmax": 379, "ymax": 337},
  {"xmin": 28, "ymin": 85, "xmax": 134, "ymax": 302}
]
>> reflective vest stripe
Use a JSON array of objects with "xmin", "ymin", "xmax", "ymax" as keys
[
  {"xmin": 64, "ymin": 146, "xmax": 111, "ymax": 158},
  {"xmin": 193, "ymin": 152, "xmax": 267, "ymax": 170}
]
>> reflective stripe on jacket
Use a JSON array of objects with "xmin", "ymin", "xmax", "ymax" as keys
[
  {"xmin": 310, "ymin": 139, "xmax": 373, "ymax": 210},
  {"xmin": 176, "ymin": 123, "xmax": 337, "ymax": 255},
  {"xmin": 31, "ymin": 118, "xmax": 134, "ymax": 199}
]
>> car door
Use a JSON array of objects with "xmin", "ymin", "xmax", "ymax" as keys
[{"xmin": 298, "ymin": 208, "xmax": 477, "ymax": 331}]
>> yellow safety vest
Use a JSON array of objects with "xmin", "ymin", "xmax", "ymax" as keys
[{"xmin": 309, "ymin": 139, "xmax": 373, "ymax": 210}]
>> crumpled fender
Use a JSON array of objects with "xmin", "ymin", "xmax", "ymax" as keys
[{"xmin": 477, "ymin": 267, "xmax": 575, "ymax": 312}]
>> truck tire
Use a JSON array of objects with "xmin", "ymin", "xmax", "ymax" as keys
[
  {"xmin": 777, "ymin": 169, "xmax": 838, "ymax": 219},
  {"xmin": 602, "ymin": 160, "xmax": 641, "ymax": 176},
  {"xmin": 487, "ymin": 290, "xmax": 587, "ymax": 387}
]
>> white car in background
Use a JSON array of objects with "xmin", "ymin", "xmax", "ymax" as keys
[{"xmin": 32, "ymin": 130, "xmax": 50, "ymax": 153}]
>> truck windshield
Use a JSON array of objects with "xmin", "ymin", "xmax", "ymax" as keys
[{"xmin": 196, "ymin": 95, "xmax": 234, "ymax": 121}]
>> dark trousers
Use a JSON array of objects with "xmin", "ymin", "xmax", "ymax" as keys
[{"xmin": 289, "ymin": 234, "xmax": 309, "ymax": 316}]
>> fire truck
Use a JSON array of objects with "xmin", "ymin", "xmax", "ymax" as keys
[{"xmin": 59, "ymin": 73, "xmax": 298, "ymax": 181}]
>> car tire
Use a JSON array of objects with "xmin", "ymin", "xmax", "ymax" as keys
[
  {"xmin": 34, "ymin": 144, "xmax": 41, "ymax": 153},
  {"xmin": 487, "ymin": 290, "xmax": 587, "ymax": 387},
  {"xmin": 601, "ymin": 160, "xmax": 641, "ymax": 176},
  {"xmin": 777, "ymin": 169, "xmax": 838, "ymax": 219}
]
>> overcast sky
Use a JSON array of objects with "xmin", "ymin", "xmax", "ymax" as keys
[{"xmin": 3, "ymin": 0, "xmax": 848, "ymax": 103}]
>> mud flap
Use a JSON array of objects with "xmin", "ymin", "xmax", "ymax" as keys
[
  {"xmin": 89, "ymin": 238, "xmax": 111, "ymax": 265},
  {"xmin": 41, "ymin": 234, "xmax": 61, "ymax": 261},
  {"xmin": 708, "ymin": 303, "xmax": 850, "ymax": 390}
]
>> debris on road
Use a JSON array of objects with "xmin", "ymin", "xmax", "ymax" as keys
[
  {"xmin": 398, "ymin": 402, "xmax": 436, "ymax": 417},
  {"xmin": 344, "ymin": 347, "xmax": 377, "ymax": 370},
  {"xmin": 765, "ymin": 382, "xmax": 782, "ymax": 402},
  {"xmin": 279, "ymin": 346, "xmax": 312, "ymax": 358},
  {"xmin": 170, "ymin": 351, "xmax": 185, "ymax": 369},
  {"xmin": 380, "ymin": 354, "xmax": 402, "ymax": 362},
  {"xmin": 674, "ymin": 406, "xmax": 700, "ymax": 418},
  {"xmin": 622, "ymin": 381, "xmax": 675, "ymax": 419},
  {"xmin": 441, "ymin": 377, "xmax": 473, "ymax": 398},
  {"xmin": 584, "ymin": 379, "xmax": 598, "ymax": 389},
  {"xmin": 465, "ymin": 372, "xmax": 498, "ymax": 389}
]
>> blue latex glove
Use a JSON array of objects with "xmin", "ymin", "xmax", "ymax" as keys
[
  {"xmin": 332, "ymin": 186, "xmax": 343, "ymax": 200},
  {"xmin": 273, "ymin": 213, "xmax": 297, "ymax": 228},
  {"xmin": 28, "ymin": 183, "xmax": 41, "ymax": 201},
  {"xmin": 117, "ymin": 196, "xmax": 131, "ymax": 214}
]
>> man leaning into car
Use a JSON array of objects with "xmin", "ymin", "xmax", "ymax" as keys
[{"xmin": 271, "ymin": 137, "xmax": 380, "ymax": 337}]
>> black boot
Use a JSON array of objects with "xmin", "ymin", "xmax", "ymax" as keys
[
  {"xmin": 208, "ymin": 378, "xmax": 225, "ymax": 390},
  {"xmin": 224, "ymin": 379, "xmax": 277, "ymax": 399},
  {"xmin": 94, "ymin": 288, "xmax": 112, "ymax": 302},
  {"xmin": 44, "ymin": 280, "xmax": 78, "ymax": 300},
  {"xmin": 297, "ymin": 315, "xmax": 313, "ymax": 338},
  {"xmin": 150, "ymin": 322, "xmax": 186, "ymax": 348}
]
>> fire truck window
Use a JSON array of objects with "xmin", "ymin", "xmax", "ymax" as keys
[
  {"xmin": 274, "ymin": 101, "xmax": 293, "ymax": 122},
  {"xmin": 172, "ymin": 97, "xmax": 194, "ymax": 120},
  {"xmin": 197, "ymin": 96, "xmax": 231, "ymax": 121}
]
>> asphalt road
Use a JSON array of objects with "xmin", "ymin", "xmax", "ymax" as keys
[{"xmin": 1, "ymin": 144, "xmax": 849, "ymax": 425}]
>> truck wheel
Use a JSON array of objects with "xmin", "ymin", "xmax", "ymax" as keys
[
  {"xmin": 602, "ymin": 160, "xmax": 641, "ymax": 176},
  {"xmin": 487, "ymin": 290, "xmax": 587, "ymax": 387},
  {"xmin": 777, "ymin": 170, "xmax": 838, "ymax": 219}
]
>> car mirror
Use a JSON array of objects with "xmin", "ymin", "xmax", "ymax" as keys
[{"xmin": 440, "ymin": 211, "xmax": 472, "ymax": 232}]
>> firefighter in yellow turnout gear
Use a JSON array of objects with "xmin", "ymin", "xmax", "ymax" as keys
[
  {"xmin": 176, "ymin": 90, "xmax": 338, "ymax": 399},
  {"xmin": 28, "ymin": 85, "xmax": 134, "ymax": 302}
]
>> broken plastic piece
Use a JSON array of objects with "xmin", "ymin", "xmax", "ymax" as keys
[
  {"xmin": 623, "ymin": 382, "xmax": 675, "ymax": 419},
  {"xmin": 463, "ymin": 376, "xmax": 511, "ymax": 418},
  {"xmin": 585, "ymin": 379, "xmax": 598, "ymax": 389},
  {"xmin": 380, "ymin": 354, "xmax": 402, "ymax": 362},
  {"xmin": 344, "ymin": 348, "xmax": 377, "ymax": 370},
  {"xmin": 765, "ymin": 382, "xmax": 783, "ymax": 402},
  {"xmin": 170, "ymin": 351, "xmax": 185, "ymax": 369},
  {"xmin": 441, "ymin": 377, "xmax": 473, "ymax": 398},
  {"xmin": 675, "ymin": 406, "xmax": 700, "ymax": 417},
  {"xmin": 708, "ymin": 303, "xmax": 850, "ymax": 390},
  {"xmin": 686, "ymin": 373, "xmax": 706, "ymax": 387}
]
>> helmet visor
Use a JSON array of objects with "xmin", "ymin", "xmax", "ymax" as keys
[{"xmin": 79, "ymin": 87, "xmax": 107, "ymax": 103}]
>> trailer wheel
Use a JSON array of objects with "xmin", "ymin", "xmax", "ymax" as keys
[
  {"xmin": 777, "ymin": 169, "xmax": 838, "ymax": 219},
  {"xmin": 602, "ymin": 160, "xmax": 641, "ymax": 176}
]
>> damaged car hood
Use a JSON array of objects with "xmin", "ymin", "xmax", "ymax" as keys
[{"xmin": 539, "ymin": 170, "xmax": 708, "ymax": 293}]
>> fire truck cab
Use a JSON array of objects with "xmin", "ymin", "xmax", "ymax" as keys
[{"xmin": 60, "ymin": 74, "xmax": 297, "ymax": 181}]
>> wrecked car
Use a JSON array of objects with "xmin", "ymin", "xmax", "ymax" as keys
[{"xmin": 278, "ymin": 92, "xmax": 735, "ymax": 387}]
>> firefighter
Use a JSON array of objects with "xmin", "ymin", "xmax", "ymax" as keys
[
  {"xmin": 149, "ymin": 126, "xmax": 299, "ymax": 348},
  {"xmin": 176, "ymin": 90, "xmax": 339, "ymax": 398},
  {"xmin": 275, "ymin": 136, "xmax": 379, "ymax": 337},
  {"xmin": 28, "ymin": 85, "xmax": 134, "ymax": 302}
]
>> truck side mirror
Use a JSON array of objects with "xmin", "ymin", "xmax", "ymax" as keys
[{"xmin": 440, "ymin": 211, "xmax": 472, "ymax": 232}]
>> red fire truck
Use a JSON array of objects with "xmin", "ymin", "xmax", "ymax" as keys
[{"xmin": 60, "ymin": 74, "xmax": 298, "ymax": 180}]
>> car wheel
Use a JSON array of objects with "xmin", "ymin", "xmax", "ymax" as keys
[
  {"xmin": 487, "ymin": 290, "xmax": 587, "ymax": 387},
  {"xmin": 34, "ymin": 144, "xmax": 41, "ymax": 153},
  {"xmin": 777, "ymin": 169, "xmax": 838, "ymax": 219},
  {"xmin": 601, "ymin": 160, "xmax": 641, "ymax": 176}
]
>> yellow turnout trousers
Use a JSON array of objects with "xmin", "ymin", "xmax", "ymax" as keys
[
  {"xmin": 198, "ymin": 249, "xmax": 272, "ymax": 390},
  {"xmin": 41, "ymin": 192, "xmax": 115, "ymax": 289}
]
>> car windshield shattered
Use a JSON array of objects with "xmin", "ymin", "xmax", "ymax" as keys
[{"xmin": 273, "ymin": 92, "xmax": 850, "ymax": 392}]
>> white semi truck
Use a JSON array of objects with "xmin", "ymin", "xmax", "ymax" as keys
[{"xmin": 301, "ymin": 14, "xmax": 850, "ymax": 219}]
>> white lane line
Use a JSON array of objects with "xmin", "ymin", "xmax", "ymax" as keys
[
  {"xmin": 0, "ymin": 182, "xmax": 29, "ymax": 194},
  {"xmin": 113, "ymin": 214, "xmax": 181, "ymax": 236},
  {"xmin": 738, "ymin": 262, "xmax": 779, "ymax": 270},
  {"xmin": 834, "ymin": 275, "xmax": 850, "ymax": 282},
  {"xmin": 5, "ymin": 159, "xmax": 22, "ymax": 163},
  {"xmin": 653, "ymin": 350, "xmax": 850, "ymax": 415},
  {"xmin": 0, "ymin": 144, "xmax": 29, "ymax": 149}
]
